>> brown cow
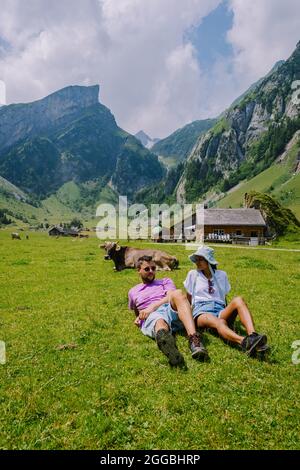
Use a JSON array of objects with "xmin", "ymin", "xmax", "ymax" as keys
[
  {"xmin": 11, "ymin": 232, "xmax": 21, "ymax": 240},
  {"xmin": 100, "ymin": 241, "xmax": 179, "ymax": 272}
]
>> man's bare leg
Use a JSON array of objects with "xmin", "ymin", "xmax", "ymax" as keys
[
  {"xmin": 168, "ymin": 289, "xmax": 196, "ymax": 336},
  {"xmin": 168, "ymin": 289, "xmax": 208, "ymax": 360},
  {"xmin": 154, "ymin": 319, "xmax": 169, "ymax": 334}
]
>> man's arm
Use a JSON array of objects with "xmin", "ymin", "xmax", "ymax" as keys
[
  {"xmin": 138, "ymin": 295, "xmax": 170, "ymax": 320},
  {"xmin": 133, "ymin": 296, "xmax": 169, "ymax": 325},
  {"xmin": 133, "ymin": 305, "xmax": 142, "ymax": 326},
  {"xmin": 132, "ymin": 278, "xmax": 177, "ymax": 322},
  {"xmin": 138, "ymin": 284, "xmax": 178, "ymax": 320}
]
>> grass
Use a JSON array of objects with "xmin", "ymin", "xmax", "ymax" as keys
[
  {"xmin": 217, "ymin": 165, "xmax": 287, "ymax": 208},
  {"xmin": 216, "ymin": 141, "xmax": 300, "ymax": 219},
  {"xmin": 211, "ymin": 117, "xmax": 230, "ymax": 136},
  {"xmin": 273, "ymin": 172, "xmax": 300, "ymax": 218},
  {"xmin": 0, "ymin": 177, "xmax": 118, "ymax": 228},
  {"xmin": 158, "ymin": 155, "xmax": 180, "ymax": 169},
  {"xmin": 0, "ymin": 189, "xmax": 81, "ymax": 228},
  {"xmin": 0, "ymin": 231, "xmax": 299, "ymax": 450}
]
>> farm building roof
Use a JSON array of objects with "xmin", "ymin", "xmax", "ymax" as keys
[
  {"xmin": 171, "ymin": 208, "xmax": 267, "ymax": 230},
  {"xmin": 48, "ymin": 226, "xmax": 81, "ymax": 235},
  {"xmin": 204, "ymin": 209, "xmax": 266, "ymax": 226}
]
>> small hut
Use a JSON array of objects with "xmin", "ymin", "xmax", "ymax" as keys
[{"xmin": 48, "ymin": 226, "xmax": 80, "ymax": 237}]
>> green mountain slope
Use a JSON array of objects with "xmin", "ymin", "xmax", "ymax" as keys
[
  {"xmin": 229, "ymin": 60, "xmax": 285, "ymax": 109},
  {"xmin": 176, "ymin": 41, "xmax": 300, "ymax": 204},
  {"xmin": 216, "ymin": 132, "xmax": 300, "ymax": 218},
  {"xmin": 0, "ymin": 85, "xmax": 163, "ymax": 201},
  {"xmin": 0, "ymin": 175, "xmax": 120, "ymax": 227},
  {"xmin": 152, "ymin": 119, "xmax": 217, "ymax": 168}
]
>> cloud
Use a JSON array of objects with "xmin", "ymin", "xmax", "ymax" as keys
[
  {"xmin": 0, "ymin": 1, "xmax": 110, "ymax": 100},
  {"xmin": 227, "ymin": 0, "xmax": 300, "ymax": 87},
  {"xmin": 182, "ymin": 0, "xmax": 300, "ymax": 126},
  {"xmin": 0, "ymin": 0, "xmax": 221, "ymax": 137},
  {"xmin": 126, "ymin": 43, "xmax": 206, "ymax": 135},
  {"xmin": 0, "ymin": 0, "xmax": 299, "ymax": 138}
]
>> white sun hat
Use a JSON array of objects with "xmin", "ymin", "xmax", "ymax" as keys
[{"xmin": 189, "ymin": 245, "xmax": 218, "ymax": 266}]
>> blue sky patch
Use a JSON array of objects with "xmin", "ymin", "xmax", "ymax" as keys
[{"xmin": 185, "ymin": 0, "xmax": 234, "ymax": 71}]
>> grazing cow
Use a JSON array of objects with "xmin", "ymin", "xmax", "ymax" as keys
[
  {"xmin": 11, "ymin": 232, "xmax": 21, "ymax": 240},
  {"xmin": 100, "ymin": 241, "xmax": 179, "ymax": 271}
]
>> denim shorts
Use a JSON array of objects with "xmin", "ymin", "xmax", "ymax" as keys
[
  {"xmin": 141, "ymin": 303, "xmax": 184, "ymax": 339},
  {"xmin": 193, "ymin": 301, "xmax": 226, "ymax": 319}
]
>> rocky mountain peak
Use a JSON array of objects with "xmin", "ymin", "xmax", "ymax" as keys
[
  {"xmin": 39, "ymin": 84, "xmax": 100, "ymax": 110},
  {"xmin": 134, "ymin": 130, "xmax": 160, "ymax": 149},
  {"xmin": 0, "ymin": 85, "xmax": 101, "ymax": 152},
  {"xmin": 176, "ymin": 40, "xmax": 300, "ymax": 203}
]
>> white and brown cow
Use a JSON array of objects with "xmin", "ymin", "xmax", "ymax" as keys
[
  {"xmin": 11, "ymin": 232, "xmax": 21, "ymax": 240},
  {"xmin": 100, "ymin": 241, "xmax": 179, "ymax": 271}
]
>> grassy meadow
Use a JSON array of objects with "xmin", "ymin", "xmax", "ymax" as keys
[
  {"xmin": 0, "ymin": 230, "xmax": 299, "ymax": 450},
  {"xmin": 216, "ymin": 140, "xmax": 300, "ymax": 219}
]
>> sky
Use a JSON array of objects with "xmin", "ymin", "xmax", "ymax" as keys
[{"xmin": 0, "ymin": 0, "xmax": 300, "ymax": 138}]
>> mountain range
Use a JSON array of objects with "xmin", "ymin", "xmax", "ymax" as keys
[
  {"xmin": 0, "ymin": 85, "xmax": 163, "ymax": 203},
  {"xmin": 151, "ymin": 118, "xmax": 217, "ymax": 169},
  {"xmin": 134, "ymin": 130, "xmax": 160, "ymax": 149},
  {"xmin": 140, "ymin": 41, "xmax": 300, "ymax": 219},
  {"xmin": 176, "ymin": 42, "xmax": 300, "ymax": 209},
  {"xmin": 1, "ymin": 41, "xmax": 300, "ymax": 226}
]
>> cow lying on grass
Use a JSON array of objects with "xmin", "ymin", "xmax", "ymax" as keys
[{"xmin": 100, "ymin": 241, "xmax": 179, "ymax": 271}]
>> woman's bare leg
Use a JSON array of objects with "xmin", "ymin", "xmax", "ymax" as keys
[
  {"xmin": 219, "ymin": 296, "xmax": 255, "ymax": 335},
  {"xmin": 197, "ymin": 313, "xmax": 244, "ymax": 344}
]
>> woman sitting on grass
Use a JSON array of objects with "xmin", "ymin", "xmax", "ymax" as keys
[{"xmin": 183, "ymin": 246, "xmax": 270, "ymax": 357}]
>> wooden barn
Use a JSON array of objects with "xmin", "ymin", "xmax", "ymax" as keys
[
  {"xmin": 170, "ymin": 208, "xmax": 267, "ymax": 245},
  {"xmin": 48, "ymin": 226, "xmax": 80, "ymax": 237}
]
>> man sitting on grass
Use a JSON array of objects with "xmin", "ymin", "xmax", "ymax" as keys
[{"xmin": 128, "ymin": 255, "xmax": 207, "ymax": 367}]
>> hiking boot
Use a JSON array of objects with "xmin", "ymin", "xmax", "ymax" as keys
[
  {"xmin": 256, "ymin": 343, "xmax": 270, "ymax": 353},
  {"xmin": 241, "ymin": 332, "xmax": 268, "ymax": 356},
  {"xmin": 156, "ymin": 329, "xmax": 185, "ymax": 367},
  {"xmin": 255, "ymin": 336, "xmax": 271, "ymax": 355},
  {"xmin": 188, "ymin": 332, "xmax": 209, "ymax": 361}
]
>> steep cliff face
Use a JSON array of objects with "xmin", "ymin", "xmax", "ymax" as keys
[
  {"xmin": 0, "ymin": 85, "xmax": 101, "ymax": 152},
  {"xmin": 0, "ymin": 85, "xmax": 163, "ymax": 198},
  {"xmin": 177, "ymin": 41, "xmax": 300, "ymax": 203}
]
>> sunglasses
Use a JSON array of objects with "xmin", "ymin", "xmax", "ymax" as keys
[
  {"xmin": 144, "ymin": 266, "xmax": 156, "ymax": 272},
  {"xmin": 208, "ymin": 279, "xmax": 215, "ymax": 294}
]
